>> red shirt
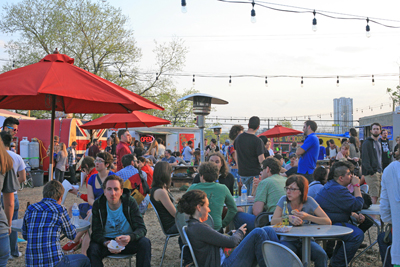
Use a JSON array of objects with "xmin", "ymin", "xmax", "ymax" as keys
[
  {"xmin": 80, "ymin": 168, "xmax": 98, "ymax": 202},
  {"xmin": 141, "ymin": 165, "xmax": 154, "ymax": 188},
  {"xmin": 116, "ymin": 142, "xmax": 131, "ymax": 171}
]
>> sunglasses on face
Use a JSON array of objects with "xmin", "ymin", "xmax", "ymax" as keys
[{"xmin": 6, "ymin": 126, "xmax": 18, "ymax": 132}]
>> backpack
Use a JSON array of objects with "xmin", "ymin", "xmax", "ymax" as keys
[{"xmin": 123, "ymin": 171, "xmax": 150, "ymax": 204}]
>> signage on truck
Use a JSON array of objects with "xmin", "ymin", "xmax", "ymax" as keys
[
  {"xmin": 140, "ymin": 135, "xmax": 155, "ymax": 144},
  {"xmin": 272, "ymin": 135, "xmax": 304, "ymax": 143},
  {"xmin": 179, "ymin": 133, "xmax": 195, "ymax": 153},
  {"xmin": 382, "ymin": 126, "xmax": 393, "ymax": 140}
]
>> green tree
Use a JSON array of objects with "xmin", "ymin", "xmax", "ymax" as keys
[
  {"xmin": 280, "ymin": 120, "xmax": 293, "ymax": 128},
  {"xmin": 0, "ymin": 0, "xmax": 190, "ymax": 121},
  {"xmin": 387, "ymin": 85, "xmax": 400, "ymax": 109}
]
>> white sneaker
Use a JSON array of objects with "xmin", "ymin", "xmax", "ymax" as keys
[{"xmin": 8, "ymin": 252, "xmax": 22, "ymax": 260}]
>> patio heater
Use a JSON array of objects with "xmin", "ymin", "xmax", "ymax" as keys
[
  {"xmin": 178, "ymin": 93, "xmax": 228, "ymax": 162},
  {"xmin": 209, "ymin": 126, "xmax": 222, "ymax": 148}
]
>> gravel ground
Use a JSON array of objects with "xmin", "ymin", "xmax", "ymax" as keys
[{"xmin": 9, "ymin": 184, "xmax": 382, "ymax": 267}]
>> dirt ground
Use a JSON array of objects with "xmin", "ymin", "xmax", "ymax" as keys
[{"xmin": 10, "ymin": 184, "xmax": 383, "ymax": 267}]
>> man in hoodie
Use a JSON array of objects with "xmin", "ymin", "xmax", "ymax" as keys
[
  {"xmin": 362, "ymin": 122, "xmax": 383, "ymax": 204},
  {"xmin": 87, "ymin": 175, "xmax": 151, "ymax": 267}
]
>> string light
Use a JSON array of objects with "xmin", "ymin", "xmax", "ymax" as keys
[
  {"xmin": 181, "ymin": 0, "xmax": 187, "ymax": 13},
  {"xmin": 251, "ymin": 1, "xmax": 256, "ymax": 23},
  {"xmin": 265, "ymin": 76, "xmax": 268, "ymax": 87},
  {"xmin": 229, "ymin": 75, "xmax": 232, "ymax": 86},
  {"xmin": 366, "ymin": 18, "xmax": 371, "ymax": 38},
  {"xmin": 155, "ymin": 73, "xmax": 158, "ymax": 80},
  {"xmin": 336, "ymin": 76, "xmax": 339, "ymax": 87},
  {"xmin": 372, "ymin": 75, "xmax": 375, "ymax": 86},
  {"xmin": 312, "ymin": 10, "xmax": 317, "ymax": 32},
  {"xmin": 301, "ymin": 76, "xmax": 304, "ymax": 87},
  {"xmin": 192, "ymin": 74, "xmax": 195, "ymax": 85}
]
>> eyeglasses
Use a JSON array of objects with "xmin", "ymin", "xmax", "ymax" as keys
[
  {"xmin": 95, "ymin": 159, "xmax": 105, "ymax": 163},
  {"xmin": 5, "ymin": 126, "xmax": 18, "ymax": 132},
  {"xmin": 284, "ymin": 187, "xmax": 300, "ymax": 192}
]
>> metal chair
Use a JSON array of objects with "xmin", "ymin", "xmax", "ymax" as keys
[
  {"xmin": 175, "ymin": 212, "xmax": 214, "ymax": 267},
  {"xmin": 107, "ymin": 254, "xmax": 134, "ymax": 267},
  {"xmin": 182, "ymin": 226, "xmax": 199, "ymax": 267},
  {"xmin": 262, "ymin": 240, "xmax": 303, "ymax": 267},
  {"xmin": 315, "ymin": 237, "xmax": 348, "ymax": 267},
  {"xmin": 383, "ymin": 245, "xmax": 392, "ymax": 267},
  {"xmin": 149, "ymin": 200, "xmax": 180, "ymax": 267}
]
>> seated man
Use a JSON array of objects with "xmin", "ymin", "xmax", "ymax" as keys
[
  {"xmin": 282, "ymin": 154, "xmax": 298, "ymax": 177},
  {"xmin": 115, "ymin": 154, "xmax": 139, "ymax": 182},
  {"xmin": 234, "ymin": 157, "xmax": 287, "ymax": 232},
  {"xmin": 315, "ymin": 161, "xmax": 364, "ymax": 267},
  {"xmin": 161, "ymin": 149, "xmax": 177, "ymax": 166},
  {"xmin": 87, "ymin": 175, "xmax": 151, "ymax": 267},
  {"xmin": 22, "ymin": 180, "xmax": 90, "ymax": 267}
]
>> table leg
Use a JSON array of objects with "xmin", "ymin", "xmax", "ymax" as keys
[{"xmin": 302, "ymin": 237, "xmax": 311, "ymax": 267}]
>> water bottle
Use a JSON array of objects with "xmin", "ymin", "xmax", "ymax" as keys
[
  {"xmin": 71, "ymin": 203, "xmax": 80, "ymax": 227},
  {"xmin": 241, "ymin": 184, "xmax": 247, "ymax": 203},
  {"xmin": 233, "ymin": 178, "xmax": 239, "ymax": 200}
]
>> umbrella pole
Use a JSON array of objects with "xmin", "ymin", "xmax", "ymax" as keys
[{"xmin": 49, "ymin": 95, "xmax": 56, "ymax": 180}]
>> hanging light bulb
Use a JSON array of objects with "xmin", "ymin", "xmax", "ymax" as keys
[
  {"xmin": 181, "ymin": 0, "xmax": 187, "ymax": 13},
  {"xmin": 336, "ymin": 76, "xmax": 339, "ymax": 87},
  {"xmin": 312, "ymin": 10, "xmax": 317, "ymax": 32},
  {"xmin": 12, "ymin": 60, "xmax": 15, "ymax": 68},
  {"xmin": 229, "ymin": 76, "xmax": 232, "ymax": 86},
  {"xmin": 366, "ymin": 18, "xmax": 371, "ymax": 38},
  {"xmin": 155, "ymin": 73, "xmax": 158, "ymax": 80},
  {"xmin": 372, "ymin": 75, "xmax": 375, "ymax": 86},
  {"xmin": 265, "ymin": 76, "xmax": 268, "ymax": 87},
  {"xmin": 301, "ymin": 76, "xmax": 304, "ymax": 87},
  {"xmin": 251, "ymin": 1, "xmax": 256, "ymax": 23},
  {"xmin": 192, "ymin": 74, "xmax": 195, "ymax": 85}
]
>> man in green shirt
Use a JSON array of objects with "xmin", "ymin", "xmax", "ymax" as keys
[
  {"xmin": 233, "ymin": 157, "xmax": 286, "ymax": 233},
  {"xmin": 187, "ymin": 162, "xmax": 237, "ymax": 232}
]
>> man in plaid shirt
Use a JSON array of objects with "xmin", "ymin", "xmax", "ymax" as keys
[{"xmin": 22, "ymin": 180, "xmax": 90, "ymax": 267}]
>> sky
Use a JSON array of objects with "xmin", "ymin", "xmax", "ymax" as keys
[{"xmin": 1, "ymin": 0, "xmax": 400, "ymax": 131}]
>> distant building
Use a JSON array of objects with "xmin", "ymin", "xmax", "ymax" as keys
[{"xmin": 333, "ymin": 97, "xmax": 353, "ymax": 134}]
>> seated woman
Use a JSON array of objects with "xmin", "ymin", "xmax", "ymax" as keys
[
  {"xmin": 188, "ymin": 162, "xmax": 237, "ymax": 232},
  {"xmin": 307, "ymin": 166, "xmax": 328, "ymax": 199},
  {"xmin": 336, "ymin": 143, "xmax": 359, "ymax": 161},
  {"xmin": 150, "ymin": 161, "xmax": 177, "ymax": 234},
  {"xmin": 192, "ymin": 152, "xmax": 235, "ymax": 194},
  {"xmin": 177, "ymin": 189, "xmax": 280, "ymax": 267},
  {"xmin": 271, "ymin": 175, "xmax": 331, "ymax": 267}
]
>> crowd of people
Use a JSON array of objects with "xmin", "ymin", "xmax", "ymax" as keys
[{"xmin": 0, "ymin": 114, "xmax": 399, "ymax": 267}]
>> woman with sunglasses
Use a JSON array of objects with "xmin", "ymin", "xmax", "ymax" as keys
[
  {"xmin": 178, "ymin": 189, "xmax": 280, "ymax": 267},
  {"xmin": 271, "ymin": 175, "xmax": 331, "ymax": 267}
]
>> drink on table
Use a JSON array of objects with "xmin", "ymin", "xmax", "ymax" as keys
[
  {"xmin": 233, "ymin": 178, "xmax": 239, "ymax": 200},
  {"xmin": 282, "ymin": 201, "xmax": 289, "ymax": 226}
]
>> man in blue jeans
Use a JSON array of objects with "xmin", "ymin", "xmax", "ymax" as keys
[
  {"xmin": 315, "ymin": 161, "xmax": 364, "ymax": 267},
  {"xmin": 234, "ymin": 116, "xmax": 265, "ymax": 194},
  {"xmin": 22, "ymin": 180, "xmax": 90, "ymax": 267}
]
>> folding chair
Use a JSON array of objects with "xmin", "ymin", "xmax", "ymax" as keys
[
  {"xmin": 262, "ymin": 240, "xmax": 303, "ymax": 267},
  {"xmin": 383, "ymin": 245, "xmax": 392, "ymax": 267},
  {"xmin": 182, "ymin": 226, "xmax": 199, "ymax": 267},
  {"xmin": 107, "ymin": 254, "xmax": 134, "ymax": 267},
  {"xmin": 315, "ymin": 237, "xmax": 348, "ymax": 267},
  {"xmin": 149, "ymin": 200, "xmax": 179, "ymax": 267}
]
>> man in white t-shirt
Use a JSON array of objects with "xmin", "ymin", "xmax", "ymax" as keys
[{"xmin": 1, "ymin": 131, "xmax": 26, "ymax": 259}]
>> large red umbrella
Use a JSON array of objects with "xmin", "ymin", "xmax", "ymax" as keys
[
  {"xmin": 258, "ymin": 125, "xmax": 303, "ymax": 138},
  {"xmin": 0, "ymin": 51, "xmax": 163, "ymax": 179},
  {"xmin": 80, "ymin": 111, "xmax": 170, "ymax": 130}
]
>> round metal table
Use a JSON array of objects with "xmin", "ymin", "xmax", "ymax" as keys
[
  {"xmin": 11, "ymin": 218, "xmax": 91, "ymax": 233},
  {"xmin": 273, "ymin": 224, "xmax": 353, "ymax": 267}
]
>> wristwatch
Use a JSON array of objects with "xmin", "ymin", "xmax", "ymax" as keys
[{"xmin": 353, "ymin": 183, "xmax": 360, "ymax": 187}]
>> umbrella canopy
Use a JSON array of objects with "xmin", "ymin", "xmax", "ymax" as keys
[
  {"xmin": 80, "ymin": 111, "xmax": 170, "ymax": 130},
  {"xmin": 258, "ymin": 125, "xmax": 303, "ymax": 138},
  {"xmin": 0, "ymin": 53, "xmax": 163, "ymax": 113},
  {"xmin": 0, "ymin": 51, "xmax": 163, "ymax": 179}
]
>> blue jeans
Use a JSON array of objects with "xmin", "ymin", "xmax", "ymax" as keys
[
  {"xmin": 0, "ymin": 233, "xmax": 10, "ymax": 267},
  {"xmin": 55, "ymin": 254, "xmax": 91, "ymax": 267},
  {"xmin": 281, "ymin": 239, "xmax": 327, "ymax": 267},
  {"xmin": 330, "ymin": 223, "xmax": 364, "ymax": 267},
  {"xmin": 233, "ymin": 212, "xmax": 256, "ymax": 234},
  {"xmin": 240, "ymin": 176, "xmax": 256, "ymax": 196},
  {"xmin": 378, "ymin": 232, "xmax": 392, "ymax": 267},
  {"xmin": 1, "ymin": 194, "xmax": 19, "ymax": 257},
  {"xmin": 222, "ymin": 226, "xmax": 279, "ymax": 267}
]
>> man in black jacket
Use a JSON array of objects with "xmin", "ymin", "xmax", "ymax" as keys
[
  {"xmin": 87, "ymin": 175, "xmax": 151, "ymax": 267},
  {"xmin": 361, "ymin": 122, "xmax": 382, "ymax": 204}
]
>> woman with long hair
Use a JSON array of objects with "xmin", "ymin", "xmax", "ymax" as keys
[
  {"xmin": 271, "ymin": 175, "xmax": 331, "ymax": 267},
  {"xmin": 177, "ymin": 189, "xmax": 280, "ymax": 267},
  {"xmin": 193, "ymin": 152, "xmax": 235, "ymax": 195},
  {"xmin": 55, "ymin": 142, "xmax": 68, "ymax": 182},
  {"xmin": 349, "ymin": 136, "xmax": 360, "ymax": 159},
  {"xmin": 145, "ymin": 140, "xmax": 159, "ymax": 158},
  {"xmin": 0, "ymin": 139, "xmax": 17, "ymax": 265},
  {"xmin": 134, "ymin": 141, "xmax": 145, "ymax": 157}
]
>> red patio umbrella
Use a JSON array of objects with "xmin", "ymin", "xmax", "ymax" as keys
[
  {"xmin": 258, "ymin": 125, "xmax": 303, "ymax": 153},
  {"xmin": 80, "ymin": 111, "xmax": 170, "ymax": 130},
  {"xmin": 0, "ymin": 51, "xmax": 163, "ymax": 179}
]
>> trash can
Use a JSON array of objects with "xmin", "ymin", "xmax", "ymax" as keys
[{"xmin": 31, "ymin": 169, "xmax": 44, "ymax": 187}]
